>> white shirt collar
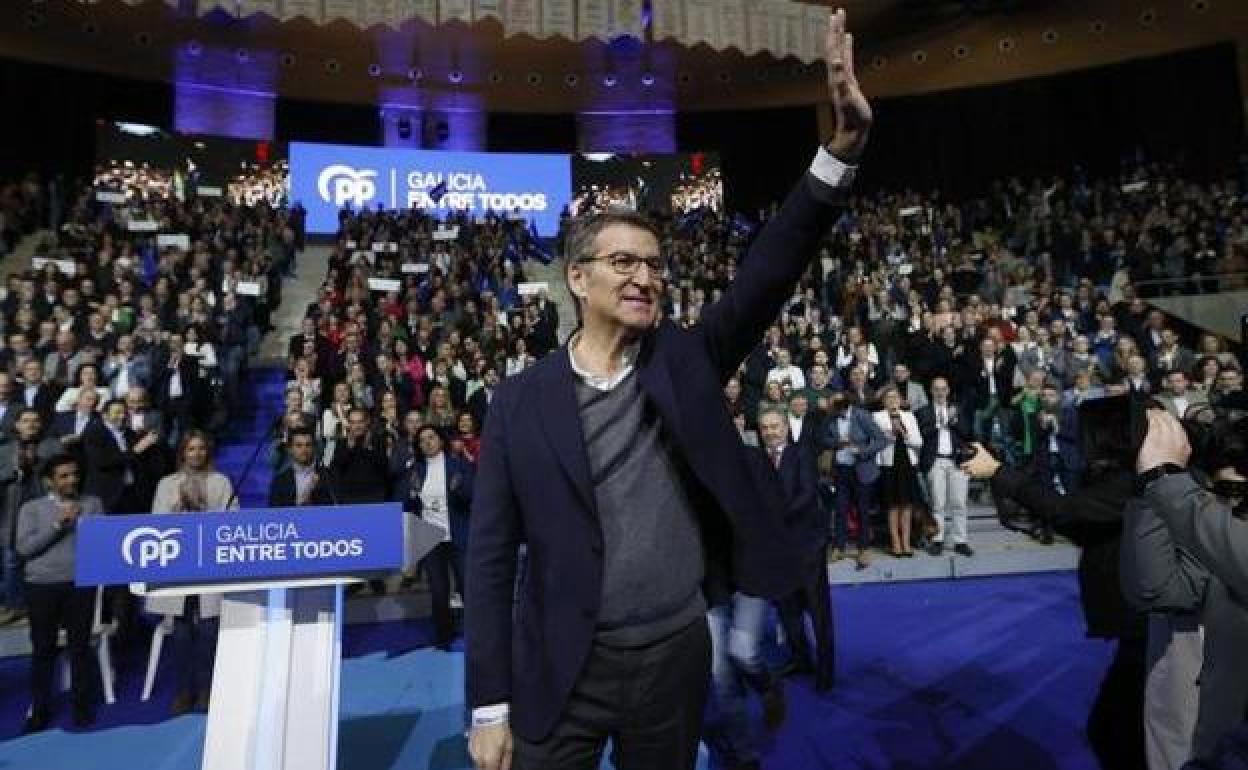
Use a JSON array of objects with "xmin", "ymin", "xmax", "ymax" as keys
[{"xmin": 568, "ymin": 333, "xmax": 642, "ymax": 392}]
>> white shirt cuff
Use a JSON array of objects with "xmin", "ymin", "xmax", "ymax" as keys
[
  {"xmin": 809, "ymin": 147, "xmax": 857, "ymax": 189},
  {"xmin": 471, "ymin": 703, "xmax": 510, "ymax": 727}
]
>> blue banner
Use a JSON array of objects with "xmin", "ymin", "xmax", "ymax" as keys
[
  {"xmin": 74, "ymin": 504, "xmax": 404, "ymax": 586},
  {"xmin": 289, "ymin": 142, "xmax": 572, "ymax": 236}
]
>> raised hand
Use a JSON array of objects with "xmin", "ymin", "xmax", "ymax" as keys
[{"xmin": 825, "ymin": 8, "xmax": 872, "ymax": 163}]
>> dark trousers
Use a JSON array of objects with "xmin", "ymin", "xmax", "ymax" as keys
[
  {"xmin": 513, "ymin": 619, "xmax": 712, "ymax": 770},
  {"xmin": 421, "ymin": 541, "xmax": 464, "ymax": 647},
  {"xmin": 834, "ymin": 465, "xmax": 876, "ymax": 550},
  {"xmin": 27, "ymin": 582, "xmax": 95, "ymax": 713},
  {"xmin": 1087, "ymin": 636, "xmax": 1148, "ymax": 770},
  {"xmin": 777, "ymin": 556, "xmax": 836, "ymax": 690},
  {"xmin": 171, "ymin": 595, "xmax": 218, "ymax": 696}
]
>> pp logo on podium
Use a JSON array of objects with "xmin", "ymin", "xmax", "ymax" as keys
[{"xmin": 121, "ymin": 527, "xmax": 185, "ymax": 569}]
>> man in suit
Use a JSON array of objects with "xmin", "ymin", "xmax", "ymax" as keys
[
  {"xmin": 268, "ymin": 427, "xmax": 334, "ymax": 507},
  {"xmin": 916, "ymin": 376, "xmax": 973, "ymax": 556},
  {"xmin": 42, "ymin": 330, "xmax": 85, "ymax": 391},
  {"xmin": 1155, "ymin": 370, "xmax": 1208, "ymax": 420},
  {"xmin": 467, "ymin": 12, "xmax": 871, "ymax": 769},
  {"xmin": 396, "ymin": 425, "xmax": 474, "ymax": 649},
  {"xmin": 101, "ymin": 333, "xmax": 151, "ymax": 400},
  {"xmin": 49, "ymin": 388, "xmax": 100, "ymax": 459},
  {"xmin": 152, "ymin": 333, "xmax": 198, "ymax": 448},
  {"xmin": 823, "ymin": 392, "xmax": 889, "ymax": 569},
  {"xmin": 762, "ymin": 408, "xmax": 835, "ymax": 695},
  {"xmin": 82, "ymin": 399, "xmax": 158, "ymax": 514},
  {"xmin": 467, "ymin": 366, "xmax": 500, "ymax": 430},
  {"xmin": 892, "ymin": 362, "xmax": 928, "ymax": 413},
  {"xmin": 16, "ymin": 359, "xmax": 58, "ymax": 425},
  {"xmin": 15, "ymin": 453, "xmax": 103, "ymax": 732},
  {"xmin": 785, "ymin": 391, "xmax": 821, "ymax": 448},
  {"xmin": 0, "ymin": 371, "xmax": 17, "ymax": 439},
  {"xmin": 958, "ymin": 335, "xmax": 1016, "ymax": 444}
]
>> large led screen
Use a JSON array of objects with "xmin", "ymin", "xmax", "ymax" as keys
[{"xmin": 289, "ymin": 142, "xmax": 572, "ymax": 236}]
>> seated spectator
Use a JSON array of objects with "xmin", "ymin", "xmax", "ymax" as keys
[{"xmin": 54, "ymin": 362, "xmax": 110, "ymax": 413}]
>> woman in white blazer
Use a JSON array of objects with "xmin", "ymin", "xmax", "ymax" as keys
[
  {"xmin": 873, "ymin": 386, "xmax": 924, "ymax": 558},
  {"xmin": 146, "ymin": 429, "xmax": 238, "ymax": 715}
]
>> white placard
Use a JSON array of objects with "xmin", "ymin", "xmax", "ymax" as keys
[
  {"xmin": 32, "ymin": 257, "xmax": 77, "ymax": 276},
  {"xmin": 433, "ymin": 226, "xmax": 460, "ymax": 241},
  {"xmin": 197, "ymin": 185, "xmax": 224, "ymax": 197},
  {"xmin": 345, "ymin": 240, "xmax": 358, "ymax": 249},
  {"xmin": 96, "ymin": 191, "xmax": 127, "ymax": 204},
  {"xmin": 1121, "ymin": 181, "xmax": 1149, "ymax": 193},
  {"xmin": 368, "ymin": 278, "xmax": 402, "ymax": 292},
  {"xmin": 373, "ymin": 242, "xmax": 399, "ymax": 253},
  {"xmin": 127, "ymin": 220, "xmax": 159, "ymax": 232},
  {"xmin": 157, "ymin": 234, "xmax": 191, "ymax": 251},
  {"xmin": 401, "ymin": 263, "xmax": 431, "ymax": 274},
  {"xmin": 898, "ymin": 264, "xmax": 914, "ymax": 275},
  {"xmin": 235, "ymin": 281, "xmax": 262, "ymax": 297},
  {"xmin": 898, "ymin": 206, "xmax": 922, "ymax": 218},
  {"xmin": 352, "ymin": 250, "xmax": 375, "ymax": 263},
  {"xmin": 517, "ymin": 281, "xmax": 549, "ymax": 296}
]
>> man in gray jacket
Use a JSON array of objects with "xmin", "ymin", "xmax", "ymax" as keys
[
  {"xmin": 1134, "ymin": 410, "xmax": 1248, "ymax": 763},
  {"xmin": 15, "ymin": 453, "xmax": 103, "ymax": 733}
]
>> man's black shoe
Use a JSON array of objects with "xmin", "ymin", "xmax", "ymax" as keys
[
  {"xmin": 22, "ymin": 708, "xmax": 50, "ymax": 735},
  {"xmin": 72, "ymin": 704, "xmax": 96, "ymax": 728},
  {"xmin": 927, "ymin": 542, "xmax": 944, "ymax": 556},
  {"xmin": 761, "ymin": 685, "xmax": 787, "ymax": 731},
  {"xmin": 954, "ymin": 543, "xmax": 974, "ymax": 557}
]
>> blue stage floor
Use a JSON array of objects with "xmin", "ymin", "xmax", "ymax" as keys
[{"xmin": 0, "ymin": 571, "xmax": 1111, "ymax": 770}]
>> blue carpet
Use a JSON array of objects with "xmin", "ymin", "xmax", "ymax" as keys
[
  {"xmin": 213, "ymin": 366, "xmax": 289, "ymax": 508},
  {"xmin": 0, "ymin": 572, "xmax": 1110, "ymax": 769}
]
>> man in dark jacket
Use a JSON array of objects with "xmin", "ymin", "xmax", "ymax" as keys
[
  {"xmin": 467, "ymin": 12, "xmax": 872, "ymax": 768},
  {"xmin": 963, "ymin": 395, "xmax": 1147, "ymax": 770},
  {"xmin": 268, "ymin": 427, "xmax": 335, "ymax": 507}
]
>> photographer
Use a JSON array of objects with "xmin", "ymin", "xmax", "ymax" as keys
[
  {"xmin": 1129, "ymin": 408, "xmax": 1248, "ymax": 765},
  {"xmin": 962, "ymin": 395, "xmax": 1147, "ymax": 770}
]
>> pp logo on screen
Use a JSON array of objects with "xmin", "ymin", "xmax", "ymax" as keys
[
  {"xmin": 121, "ymin": 527, "xmax": 184, "ymax": 569},
  {"xmin": 317, "ymin": 164, "xmax": 377, "ymax": 207}
]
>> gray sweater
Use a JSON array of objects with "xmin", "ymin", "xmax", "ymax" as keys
[
  {"xmin": 575, "ymin": 369, "xmax": 706, "ymax": 648},
  {"xmin": 16, "ymin": 494, "xmax": 103, "ymax": 584}
]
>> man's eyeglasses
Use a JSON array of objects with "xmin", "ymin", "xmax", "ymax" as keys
[{"xmin": 578, "ymin": 251, "xmax": 666, "ymax": 278}]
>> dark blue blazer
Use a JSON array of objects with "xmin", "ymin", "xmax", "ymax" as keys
[
  {"xmin": 466, "ymin": 174, "xmax": 843, "ymax": 742},
  {"xmin": 395, "ymin": 452, "xmax": 475, "ymax": 547},
  {"xmin": 768, "ymin": 441, "xmax": 824, "ymax": 564}
]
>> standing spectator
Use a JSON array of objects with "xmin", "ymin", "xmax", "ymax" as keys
[
  {"xmin": 824, "ymin": 393, "xmax": 888, "ymax": 568},
  {"xmin": 397, "ymin": 426, "xmax": 474, "ymax": 649},
  {"xmin": 763, "ymin": 407, "xmax": 836, "ymax": 694},
  {"xmin": 16, "ymin": 454, "xmax": 102, "ymax": 731},
  {"xmin": 0, "ymin": 409, "xmax": 60, "ymax": 626},
  {"xmin": 873, "ymin": 386, "xmax": 924, "ymax": 557},
  {"xmin": 147, "ymin": 430, "xmax": 238, "ymax": 716},
  {"xmin": 917, "ymin": 377, "xmax": 972, "ymax": 556}
]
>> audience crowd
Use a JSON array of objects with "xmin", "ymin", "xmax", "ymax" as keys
[
  {"xmin": 1, "ymin": 147, "xmax": 1246, "ymax": 744},
  {"xmin": 0, "ymin": 172, "xmax": 298, "ymax": 729}
]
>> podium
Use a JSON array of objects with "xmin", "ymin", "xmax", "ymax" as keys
[{"xmin": 76, "ymin": 503, "xmax": 445, "ymax": 770}]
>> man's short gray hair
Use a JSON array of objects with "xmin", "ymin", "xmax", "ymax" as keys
[
  {"xmin": 757, "ymin": 404, "xmax": 788, "ymax": 425},
  {"xmin": 563, "ymin": 208, "xmax": 661, "ymax": 326}
]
